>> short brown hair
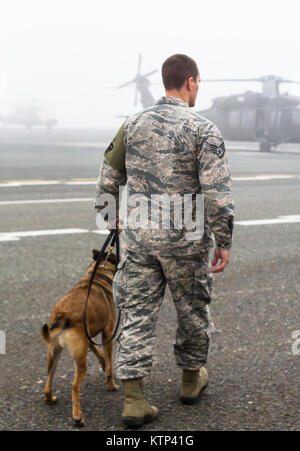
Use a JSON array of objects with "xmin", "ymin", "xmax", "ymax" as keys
[{"xmin": 162, "ymin": 54, "xmax": 199, "ymax": 90}]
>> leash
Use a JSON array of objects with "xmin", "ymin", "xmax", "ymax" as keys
[{"xmin": 83, "ymin": 229, "xmax": 121, "ymax": 347}]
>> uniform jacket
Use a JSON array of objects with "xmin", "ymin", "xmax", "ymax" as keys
[{"xmin": 96, "ymin": 96, "xmax": 234, "ymax": 256}]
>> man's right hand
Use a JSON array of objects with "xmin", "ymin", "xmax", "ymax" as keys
[{"xmin": 211, "ymin": 247, "xmax": 230, "ymax": 273}]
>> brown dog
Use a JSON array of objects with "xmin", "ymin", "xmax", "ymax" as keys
[{"xmin": 41, "ymin": 250, "xmax": 120, "ymax": 427}]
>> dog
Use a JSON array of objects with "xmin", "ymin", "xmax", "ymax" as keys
[{"xmin": 41, "ymin": 249, "xmax": 120, "ymax": 427}]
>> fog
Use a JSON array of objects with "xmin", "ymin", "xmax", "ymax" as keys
[{"xmin": 1, "ymin": 0, "xmax": 300, "ymax": 129}]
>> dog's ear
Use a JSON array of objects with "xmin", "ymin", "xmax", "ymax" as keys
[{"xmin": 92, "ymin": 249, "xmax": 100, "ymax": 261}]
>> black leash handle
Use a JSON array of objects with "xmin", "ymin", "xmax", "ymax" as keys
[{"xmin": 83, "ymin": 230, "xmax": 121, "ymax": 347}]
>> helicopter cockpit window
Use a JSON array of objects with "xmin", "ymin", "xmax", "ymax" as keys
[
  {"xmin": 292, "ymin": 110, "xmax": 300, "ymax": 125},
  {"xmin": 269, "ymin": 111, "xmax": 277, "ymax": 128},
  {"xmin": 241, "ymin": 111, "xmax": 256, "ymax": 129},
  {"xmin": 229, "ymin": 111, "xmax": 240, "ymax": 128},
  {"xmin": 277, "ymin": 112, "xmax": 283, "ymax": 128},
  {"xmin": 282, "ymin": 110, "xmax": 292, "ymax": 128}
]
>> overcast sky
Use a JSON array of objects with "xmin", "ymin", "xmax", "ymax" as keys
[{"xmin": 1, "ymin": 0, "xmax": 300, "ymax": 129}]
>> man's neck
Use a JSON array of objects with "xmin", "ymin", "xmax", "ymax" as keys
[{"xmin": 165, "ymin": 90, "xmax": 190, "ymax": 106}]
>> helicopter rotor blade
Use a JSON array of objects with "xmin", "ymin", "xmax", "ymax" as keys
[
  {"xmin": 118, "ymin": 79, "xmax": 136, "ymax": 89},
  {"xmin": 203, "ymin": 78, "xmax": 261, "ymax": 83},
  {"xmin": 143, "ymin": 69, "xmax": 158, "ymax": 78},
  {"xmin": 279, "ymin": 79, "xmax": 300, "ymax": 85},
  {"xmin": 136, "ymin": 53, "xmax": 142, "ymax": 77},
  {"xmin": 203, "ymin": 77, "xmax": 300, "ymax": 85}
]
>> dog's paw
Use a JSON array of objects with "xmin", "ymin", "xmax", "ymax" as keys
[
  {"xmin": 106, "ymin": 382, "xmax": 120, "ymax": 392},
  {"xmin": 45, "ymin": 394, "xmax": 58, "ymax": 404},
  {"xmin": 99, "ymin": 362, "xmax": 106, "ymax": 372},
  {"xmin": 73, "ymin": 415, "xmax": 85, "ymax": 428}
]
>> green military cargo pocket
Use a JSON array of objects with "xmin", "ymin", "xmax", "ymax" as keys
[
  {"xmin": 192, "ymin": 266, "xmax": 212, "ymax": 305},
  {"xmin": 191, "ymin": 265, "xmax": 215, "ymax": 340},
  {"xmin": 112, "ymin": 258, "xmax": 128, "ymax": 310}
]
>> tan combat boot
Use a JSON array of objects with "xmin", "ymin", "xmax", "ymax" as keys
[
  {"xmin": 180, "ymin": 367, "xmax": 208, "ymax": 404},
  {"xmin": 122, "ymin": 378, "xmax": 159, "ymax": 428}
]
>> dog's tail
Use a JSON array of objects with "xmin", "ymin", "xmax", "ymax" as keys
[
  {"xmin": 41, "ymin": 324, "xmax": 50, "ymax": 343},
  {"xmin": 41, "ymin": 313, "xmax": 71, "ymax": 344}
]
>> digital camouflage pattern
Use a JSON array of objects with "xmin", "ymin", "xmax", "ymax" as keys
[
  {"xmin": 113, "ymin": 249, "xmax": 215, "ymax": 379},
  {"xmin": 96, "ymin": 159, "xmax": 126, "ymax": 227},
  {"xmin": 96, "ymin": 95, "xmax": 234, "ymax": 379},
  {"xmin": 96, "ymin": 96, "xmax": 234, "ymax": 255}
]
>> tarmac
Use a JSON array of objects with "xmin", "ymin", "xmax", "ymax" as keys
[{"xmin": 0, "ymin": 128, "xmax": 299, "ymax": 431}]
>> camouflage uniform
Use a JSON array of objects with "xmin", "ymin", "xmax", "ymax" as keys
[{"xmin": 96, "ymin": 96, "xmax": 234, "ymax": 379}]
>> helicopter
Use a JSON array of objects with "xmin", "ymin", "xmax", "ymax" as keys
[
  {"xmin": 118, "ymin": 55, "xmax": 300, "ymax": 152},
  {"xmin": 118, "ymin": 53, "xmax": 158, "ymax": 109},
  {"xmin": 0, "ymin": 100, "xmax": 58, "ymax": 130}
]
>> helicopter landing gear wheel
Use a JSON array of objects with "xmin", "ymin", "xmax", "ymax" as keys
[{"xmin": 259, "ymin": 140, "xmax": 272, "ymax": 152}]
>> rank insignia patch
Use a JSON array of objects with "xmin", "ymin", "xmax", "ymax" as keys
[{"xmin": 210, "ymin": 142, "xmax": 226, "ymax": 159}]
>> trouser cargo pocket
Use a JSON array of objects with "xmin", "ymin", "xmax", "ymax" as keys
[{"xmin": 192, "ymin": 266, "xmax": 212, "ymax": 305}]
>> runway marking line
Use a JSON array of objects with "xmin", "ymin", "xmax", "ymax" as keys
[
  {"xmin": 0, "ymin": 179, "xmax": 97, "ymax": 187},
  {"xmin": 1, "ymin": 216, "xmax": 300, "ymax": 242},
  {"xmin": 0, "ymin": 229, "xmax": 93, "ymax": 242},
  {"xmin": 236, "ymin": 215, "xmax": 300, "ymax": 226},
  {"xmin": 0, "ymin": 175, "xmax": 300, "ymax": 188},
  {"xmin": 233, "ymin": 175, "xmax": 298, "ymax": 181},
  {"xmin": 0, "ymin": 198, "xmax": 94, "ymax": 206}
]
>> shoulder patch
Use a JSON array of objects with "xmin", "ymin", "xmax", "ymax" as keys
[
  {"xmin": 104, "ymin": 122, "xmax": 126, "ymax": 172},
  {"xmin": 105, "ymin": 142, "xmax": 114, "ymax": 155},
  {"xmin": 210, "ymin": 142, "xmax": 226, "ymax": 159}
]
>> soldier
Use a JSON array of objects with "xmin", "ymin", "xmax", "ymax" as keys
[{"xmin": 96, "ymin": 54, "xmax": 234, "ymax": 428}]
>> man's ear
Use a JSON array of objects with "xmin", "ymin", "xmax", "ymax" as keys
[{"xmin": 187, "ymin": 77, "xmax": 193, "ymax": 91}]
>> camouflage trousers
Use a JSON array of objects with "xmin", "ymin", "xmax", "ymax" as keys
[{"xmin": 112, "ymin": 249, "xmax": 215, "ymax": 380}]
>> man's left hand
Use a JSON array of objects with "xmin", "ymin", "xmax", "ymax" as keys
[
  {"xmin": 211, "ymin": 247, "xmax": 230, "ymax": 273},
  {"xmin": 108, "ymin": 220, "xmax": 122, "ymax": 234}
]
